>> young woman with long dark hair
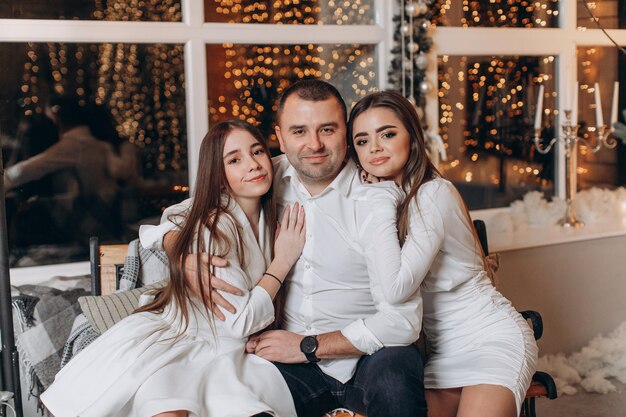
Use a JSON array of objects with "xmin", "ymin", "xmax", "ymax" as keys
[
  {"xmin": 347, "ymin": 91, "xmax": 537, "ymax": 417},
  {"xmin": 42, "ymin": 120, "xmax": 304, "ymax": 417}
]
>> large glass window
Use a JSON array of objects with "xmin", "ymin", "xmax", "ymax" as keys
[
  {"xmin": 437, "ymin": 54, "xmax": 556, "ymax": 209},
  {"xmin": 1, "ymin": 42, "xmax": 187, "ymax": 267},
  {"xmin": 1, "ymin": 1, "xmax": 385, "ymax": 268},
  {"xmin": 576, "ymin": 45, "xmax": 624, "ymax": 190},
  {"xmin": 206, "ymin": 43, "xmax": 377, "ymax": 146}
]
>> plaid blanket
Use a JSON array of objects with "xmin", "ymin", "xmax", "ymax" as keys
[
  {"xmin": 12, "ymin": 284, "xmax": 90, "ymax": 412},
  {"xmin": 61, "ymin": 239, "xmax": 168, "ymax": 365}
]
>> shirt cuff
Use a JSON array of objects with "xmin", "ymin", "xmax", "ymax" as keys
[
  {"xmin": 139, "ymin": 221, "xmax": 177, "ymax": 251},
  {"xmin": 248, "ymin": 286, "xmax": 276, "ymax": 329},
  {"xmin": 341, "ymin": 319, "xmax": 384, "ymax": 355}
]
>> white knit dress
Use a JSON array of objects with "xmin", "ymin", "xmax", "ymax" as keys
[{"xmin": 41, "ymin": 201, "xmax": 296, "ymax": 417}]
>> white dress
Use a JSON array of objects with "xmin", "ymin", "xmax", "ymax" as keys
[
  {"xmin": 362, "ymin": 178, "xmax": 538, "ymax": 413},
  {"xmin": 41, "ymin": 200, "xmax": 297, "ymax": 417}
]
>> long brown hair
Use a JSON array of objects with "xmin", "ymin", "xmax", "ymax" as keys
[
  {"xmin": 347, "ymin": 91, "xmax": 440, "ymax": 244},
  {"xmin": 137, "ymin": 120, "xmax": 278, "ymax": 331}
]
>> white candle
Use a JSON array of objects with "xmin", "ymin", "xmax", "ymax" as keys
[
  {"xmin": 610, "ymin": 81, "xmax": 619, "ymax": 132},
  {"xmin": 564, "ymin": 66, "xmax": 571, "ymax": 111},
  {"xmin": 594, "ymin": 82, "xmax": 604, "ymax": 127},
  {"xmin": 572, "ymin": 82, "xmax": 579, "ymax": 126},
  {"xmin": 534, "ymin": 84, "xmax": 544, "ymax": 130}
]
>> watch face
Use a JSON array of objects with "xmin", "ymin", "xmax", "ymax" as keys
[{"xmin": 301, "ymin": 336, "xmax": 317, "ymax": 354}]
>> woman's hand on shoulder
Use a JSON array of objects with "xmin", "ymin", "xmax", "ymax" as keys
[
  {"xmin": 360, "ymin": 168, "xmax": 383, "ymax": 184},
  {"xmin": 273, "ymin": 203, "xmax": 306, "ymax": 270}
]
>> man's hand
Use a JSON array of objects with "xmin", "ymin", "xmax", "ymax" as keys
[
  {"xmin": 252, "ymin": 330, "xmax": 306, "ymax": 363},
  {"xmin": 182, "ymin": 252, "xmax": 243, "ymax": 321}
]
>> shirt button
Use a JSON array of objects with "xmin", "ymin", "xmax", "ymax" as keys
[
  {"xmin": 305, "ymin": 263, "xmax": 311, "ymax": 270},
  {"xmin": 306, "ymin": 326, "xmax": 312, "ymax": 331},
  {"xmin": 306, "ymin": 233, "xmax": 312, "ymax": 238},
  {"xmin": 304, "ymin": 294, "xmax": 310, "ymax": 300}
]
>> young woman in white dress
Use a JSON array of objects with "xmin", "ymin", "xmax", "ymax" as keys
[
  {"xmin": 41, "ymin": 120, "xmax": 305, "ymax": 417},
  {"xmin": 347, "ymin": 91, "xmax": 538, "ymax": 417}
]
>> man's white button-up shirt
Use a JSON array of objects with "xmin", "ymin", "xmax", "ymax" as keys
[{"xmin": 273, "ymin": 155, "xmax": 422, "ymax": 383}]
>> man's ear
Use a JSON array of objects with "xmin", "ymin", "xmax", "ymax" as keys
[{"xmin": 275, "ymin": 125, "xmax": 286, "ymax": 153}]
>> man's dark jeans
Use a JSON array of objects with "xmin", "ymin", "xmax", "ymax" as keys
[{"xmin": 274, "ymin": 345, "xmax": 426, "ymax": 417}]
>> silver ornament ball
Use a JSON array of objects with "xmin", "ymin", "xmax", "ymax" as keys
[
  {"xmin": 405, "ymin": 2, "xmax": 416, "ymax": 16},
  {"xmin": 419, "ymin": 80, "xmax": 432, "ymax": 94},
  {"xmin": 418, "ymin": 19, "xmax": 431, "ymax": 31},
  {"xmin": 408, "ymin": 42, "xmax": 420, "ymax": 53},
  {"xmin": 415, "ymin": 54, "xmax": 429, "ymax": 70},
  {"xmin": 400, "ymin": 23, "xmax": 411, "ymax": 35}
]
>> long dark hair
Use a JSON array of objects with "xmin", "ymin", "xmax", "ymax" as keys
[
  {"xmin": 137, "ymin": 120, "xmax": 278, "ymax": 330},
  {"xmin": 347, "ymin": 91, "xmax": 439, "ymax": 244}
]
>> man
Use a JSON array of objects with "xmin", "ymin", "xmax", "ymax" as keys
[{"xmin": 146, "ymin": 80, "xmax": 426, "ymax": 417}]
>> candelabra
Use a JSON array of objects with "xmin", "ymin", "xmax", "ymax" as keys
[{"xmin": 533, "ymin": 110, "xmax": 617, "ymax": 228}]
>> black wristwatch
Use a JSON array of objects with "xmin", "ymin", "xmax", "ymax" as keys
[{"xmin": 300, "ymin": 335, "xmax": 320, "ymax": 363}]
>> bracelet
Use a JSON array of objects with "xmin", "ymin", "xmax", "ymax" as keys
[{"xmin": 263, "ymin": 272, "xmax": 283, "ymax": 286}]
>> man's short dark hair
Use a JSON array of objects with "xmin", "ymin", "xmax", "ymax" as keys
[{"xmin": 275, "ymin": 79, "xmax": 347, "ymax": 125}]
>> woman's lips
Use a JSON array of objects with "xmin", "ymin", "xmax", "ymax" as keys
[{"xmin": 369, "ymin": 157, "xmax": 389, "ymax": 166}]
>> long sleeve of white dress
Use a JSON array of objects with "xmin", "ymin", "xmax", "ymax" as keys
[
  {"xmin": 361, "ymin": 178, "xmax": 484, "ymax": 307},
  {"xmin": 140, "ymin": 198, "xmax": 276, "ymax": 341},
  {"xmin": 360, "ymin": 180, "xmax": 446, "ymax": 305}
]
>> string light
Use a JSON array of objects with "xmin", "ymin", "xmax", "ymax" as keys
[
  {"xmin": 207, "ymin": 1, "xmax": 376, "ymax": 142},
  {"xmin": 17, "ymin": 0, "xmax": 186, "ymax": 178}
]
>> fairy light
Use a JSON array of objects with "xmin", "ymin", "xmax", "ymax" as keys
[
  {"xmin": 207, "ymin": 2, "xmax": 376, "ymax": 142},
  {"xmin": 437, "ymin": 49, "xmax": 557, "ymax": 194},
  {"xmin": 17, "ymin": 1, "xmax": 186, "ymax": 178}
]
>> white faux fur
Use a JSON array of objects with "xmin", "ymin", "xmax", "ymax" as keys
[{"xmin": 538, "ymin": 321, "xmax": 626, "ymax": 395}]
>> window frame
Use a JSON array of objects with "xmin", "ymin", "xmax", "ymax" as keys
[{"xmin": 426, "ymin": 0, "xmax": 626, "ymax": 200}]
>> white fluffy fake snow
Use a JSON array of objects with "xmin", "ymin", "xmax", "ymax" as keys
[
  {"xmin": 485, "ymin": 187, "xmax": 626, "ymax": 234},
  {"xmin": 537, "ymin": 321, "xmax": 626, "ymax": 395}
]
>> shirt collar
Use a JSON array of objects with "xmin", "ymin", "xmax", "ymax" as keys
[{"xmin": 280, "ymin": 157, "xmax": 358, "ymax": 198}]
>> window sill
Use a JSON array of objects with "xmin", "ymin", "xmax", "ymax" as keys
[
  {"xmin": 10, "ymin": 261, "xmax": 90, "ymax": 288},
  {"xmin": 481, "ymin": 214, "xmax": 626, "ymax": 253}
]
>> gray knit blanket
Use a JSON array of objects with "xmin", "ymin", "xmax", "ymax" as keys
[{"xmin": 12, "ymin": 284, "xmax": 90, "ymax": 413}]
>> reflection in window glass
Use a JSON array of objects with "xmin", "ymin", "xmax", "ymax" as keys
[
  {"xmin": 0, "ymin": 0, "xmax": 182, "ymax": 21},
  {"xmin": 432, "ymin": 0, "xmax": 559, "ymax": 28},
  {"xmin": 576, "ymin": 46, "xmax": 624, "ymax": 190},
  {"xmin": 437, "ymin": 55, "xmax": 556, "ymax": 209},
  {"xmin": 577, "ymin": 1, "xmax": 622, "ymax": 30},
  {"xmin": 1, "ymin": 42, "xmax": 187, "ymax": 267},
  {"xmin": 206, "ymin": 43, "xmax": 377, "ymax": 144},
  {"xmin": 204, "ymin": 0, "xmax": 374, "ymax": 25}
]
